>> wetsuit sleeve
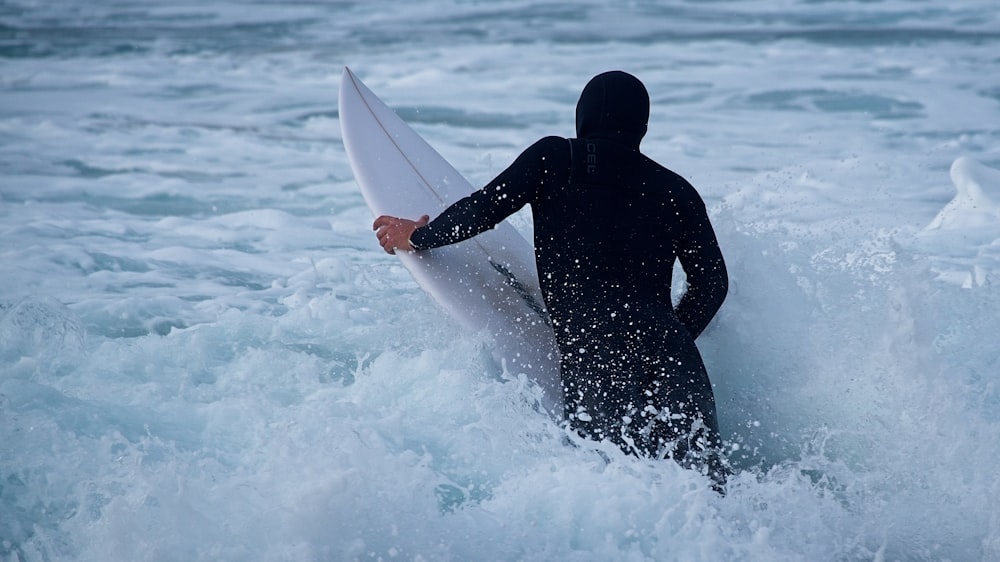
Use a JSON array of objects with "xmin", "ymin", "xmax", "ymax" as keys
[
  {"xmin": 410, "ymin": 136, "xmax": 565, "ymax": 250},
  {"xmin": 674, "ymin": 195, "xmax": 728, "ymax": 339}
]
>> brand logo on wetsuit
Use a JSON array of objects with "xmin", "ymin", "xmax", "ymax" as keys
[{"xmin": 586, "ymin": 142, "xmax": 597, "ymax": 173}]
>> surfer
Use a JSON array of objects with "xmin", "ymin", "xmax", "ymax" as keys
[{"xmin": 374, "ymin": 71, "xmax": 730, "ymax": 490}]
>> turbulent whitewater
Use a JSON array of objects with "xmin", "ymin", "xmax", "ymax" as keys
[{"xmin": 2, "ymin": 1, "xmax": 999, "ymax": 560}]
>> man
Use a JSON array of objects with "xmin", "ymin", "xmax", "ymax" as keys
[{"xmin": 374, "ymin": 71, "xmax": 730, "ymax": 489}]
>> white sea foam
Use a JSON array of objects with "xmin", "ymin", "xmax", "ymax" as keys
[{"xmin": 927, "ymin": 156, "xmax": 1000, "ymax": 230}]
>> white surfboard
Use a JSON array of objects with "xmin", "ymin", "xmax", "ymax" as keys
[{"xmin": 338, "ymin": 67, "xmax": 562, "ymax": 410}]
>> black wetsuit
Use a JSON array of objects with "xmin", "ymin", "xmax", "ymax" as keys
[{"xmin": 411, "ymin": 71, "xmax": 729, "ymax": 483}]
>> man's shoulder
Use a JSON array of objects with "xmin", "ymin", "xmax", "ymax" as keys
[
  {"xmin": 530, "ymin": 135, "xmax": 570, "ymax": 151},
  {"xmin": 639, "ymin": 155, "xmax": 694, "ymax": 186},
  {"xmin": 637, "ymin": 156, "xmax": 705, "ymax": 205},
  {"xmin": 519, "ymin": 135, "xmax": 571, "ymax": 162}
]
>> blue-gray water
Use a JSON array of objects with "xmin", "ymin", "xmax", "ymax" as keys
[{"xmin": 2, "ymin": 1, "xmax": 1000, "ymax": 560}]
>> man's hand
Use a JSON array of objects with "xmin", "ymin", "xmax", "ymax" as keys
[{"xmin": 373, "ymin": 214, "xmax": 430, "ymax": 255}]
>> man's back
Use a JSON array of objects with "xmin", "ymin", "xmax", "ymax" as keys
[{"xmin": 532, "ymin": 137, "xmax": 720, "ymax": 338}]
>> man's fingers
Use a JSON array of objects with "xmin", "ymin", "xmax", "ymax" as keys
[
  {"xmin": 373, "ymin": 214, "xmax": 426, "ymax": 255},
  {"xmin": 373, "ymin": 215, "xmax": 396, "ymax": 231},
  {"xmin": 377, "ymin": 232, "xmax": 395, "ymax": 255}
]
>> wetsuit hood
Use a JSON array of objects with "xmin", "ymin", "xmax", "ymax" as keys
[{"xmin": 575, "ymin": 70, "xmax": 649, "ymax": 149}]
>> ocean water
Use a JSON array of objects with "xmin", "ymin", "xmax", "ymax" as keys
[{"xmin": 2, "ymin": 0, "xmax": 1000, "ymax": 560}]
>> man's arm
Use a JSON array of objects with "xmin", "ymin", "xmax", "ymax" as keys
[
  {"xmin": 373, "ymin": 136, "xmax": 566, "ymax": 254},
  {"xmin": 674, "ymin": 196, "xmax": 728, "ymax": 339}
]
